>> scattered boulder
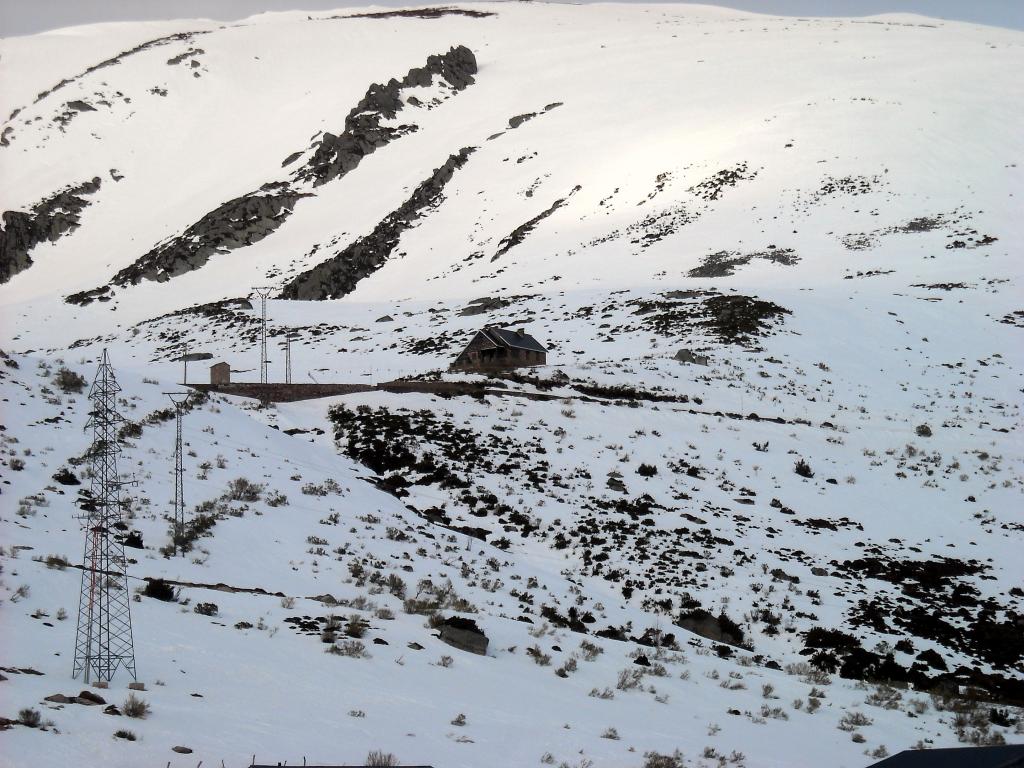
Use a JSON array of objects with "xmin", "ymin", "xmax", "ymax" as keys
[
  {"xmin": 43, "ymin": 693, "xmax": 72, "ymax": 704},
  {"xmin": 676, "ymin": 609, "xmax": 746, "ymax": 648},
  {"xmin": 439, "ymin": 616, "xmax": 488, "ymax": 655},
  {"xmin": 103, "ymin": 705, "xmax": 122, "ymax": 716},
  {"xmin": 77, "ymin": 690, "xmax": 106, "ymax": 705},
  {"xmin": 674, "ymin": 349, "xmax": 709, "ymax": 365},
  {"xmin": 172, "ymin": 746, "xmax": 193, "ymax": 754}
]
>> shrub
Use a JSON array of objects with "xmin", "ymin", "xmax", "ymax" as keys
[
  {"xmin": 386, "ymin": 574, "xmax": 407, "ymax": 599},
  {"xmin": 794, "ymin": 458, "xmax": 814, "ymax": 478},
  {"xmin": 328, "ymin": 640, "xmax": 368, "ymax": 658},
  {"xmin": 838, "ymin": 711, "xmax": 872, "ymax": 731},
  {"xmin": 265, "ymin": 490, "xmax": 288, "ymax": 507},
  {"xmin": 54, "ymin": 367, "xmax": 87, "ymax": 393},
  {"xmin": 555, "ymin": 656, "xmax": 578, "ymax": 677},
  {"xmin": 114, "ymin": 729, "xmax": 137, "ymax": 740},
  {"xmin": 637, "ymin": 463, "xmax": 658, "ymax": 477},
  {"xmin": 601, "ymin": 726, "xmax": 620, "ymax": 740},
  {"xmin": 616, "ymin": 668, "xmax": 644, "ymax": 691},
  {"xmin": 143, "ymin": 579, "xmax": 178, "ymax": 602},
  {"xmin": 45, "ymin": 554, "xmax": 71, "ymax": 570},
  {"xmin": 225, "ymin": 477, "xmax": 263, "ymax": 502},
  {"xmin": 365, "ymin": 751, "xmax": 399, "ymax": 767},
  {"xmin": 9, "ymin": 457, "xmax": 25, "ymax": 471},
  {"xmin": 916, "ymin": 424, "xmax": 933, "ymax": 437},
  {"xmin": 527, "ymin": 645, "xmax": 551, "ymax": 666},
  {"xmin": 451, "ymin": 713, "xmax": 466, "ymax": 726},
  {"xmin": 345, "ymin": 615, "xmax": 366, "ymax": 638},
  {"xmin": 642, "ymin": 750, "xmax": 685, "ymax": 768},
  {"xmin": 122, "ymin": 693, "xmax": 150, "ymax": 719},
  {"xmin": 18, "ymin": 708, "xmax": 42, "ymax": 727},
  {"xmin": 193, "ymin": 602, "xmax": 218, "ymax": 617}
]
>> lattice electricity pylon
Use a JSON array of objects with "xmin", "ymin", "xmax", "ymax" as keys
[
  {"xmin": 73, "ymin": 349, "xmax": 137, "ymax": 683},
  {"xmin": 254, "ymin": 287, "xmax": 273, "ymax": 384},
  {"xmin": 164, "ymin": 392, "xmax": 191, "ymax": 555}
]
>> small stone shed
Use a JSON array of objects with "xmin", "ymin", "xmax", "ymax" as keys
[
  {"xmin": 209, "ymin": 361, "xmax": 230, "ymax": 385},
  {"xmin": 450, "ymin": 327, "xmax": 547, "ymax": 371}
]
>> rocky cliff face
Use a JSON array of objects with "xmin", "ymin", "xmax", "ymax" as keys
[
  {"xmin": 0, "ymin": 178, "xmax": 101, "ymax": 284},
  {"xmin": 280, "ymin": 147, "xmax": 476, "ymax": 300},
  {"xmin": 294, "ymin": 45, "xmax": 477, "ymax": 186},
  {"xmin": 115, "ymin": 188, "xmax": 311, "ymax": 285}
]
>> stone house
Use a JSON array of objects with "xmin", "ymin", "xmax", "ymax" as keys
[{"xmin": 450, "ymin": 327, "xmax": 547, "ymax": 371}]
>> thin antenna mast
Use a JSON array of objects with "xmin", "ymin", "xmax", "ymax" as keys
[
  {"xmin": 73, "ymin": 349, "xmax": 137, "ymax": 683},
  {"xmin": 164, "ymin": 392, "xmax": 190, "ymax": 555},
  {"xmin": 253, "ymin": 287, "xmax": 273, "ymax": 384}
]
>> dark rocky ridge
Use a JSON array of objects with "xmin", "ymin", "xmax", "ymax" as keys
[
  {"xmin": 688, "ymin": 247, "xmax": 799, "ymax": 278},
  {"xmin": 295, "ymin": 45, "xmax": 477, "ymax": 186},
  {"xmin": 64, "ymin": 45, "xmax": 478, "ymax": 305},
  {"xmin": 492, "ymin": 185, "xmax": 581, "ymax": 261},
  {"xmin": 66, "ymin": 188, "xmax": 310, "ymax": 305},
  {"xmin": 334, "ymin": 7, "xmax": 495, "ymax": 20},
  {"xmin": 0, "ymin": 178, "xmax": 101, "ymax": 284},
  {"xmin": 280, "ymin": 147, "xmax": 476, "ymax": 301}
]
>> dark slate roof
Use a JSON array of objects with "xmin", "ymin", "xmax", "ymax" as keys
[
  {"xmin": 868, "ymin": 745, "xmax": 1024, "ymax": 768},
  {"xmin": 482, "ymin": 327, "xmax": 547, "ymax": 353}
]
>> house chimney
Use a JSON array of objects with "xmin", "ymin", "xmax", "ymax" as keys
[{"xmin": 518, "ymin": 328, "xmax": 526, "ymax": 337}]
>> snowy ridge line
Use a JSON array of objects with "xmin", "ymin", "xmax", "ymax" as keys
[{"xmin": 2, "ymin": 30, "xmax": 213, "ymax": 130}]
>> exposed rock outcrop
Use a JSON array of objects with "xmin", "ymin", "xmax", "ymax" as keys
[
  {"xmin": 0, "ymin": 178, "xmax": 101, "ymax": 284},
  {"xmin": 438, "ymin": 616, "xmax": 488, "ymax": 655},
  {"xmin": 67, "ymin": 188, "xmax": 309, "ymax": 304},
  {"xmin": 295, "ymin": 45, "xmax": 477, "ymax": 186},
  {"xmin": 702, "ymin": 294, "xmax": 790, "ymax": 343},
  {"xmin": 338, "ymin": 8, "xmax": 495, "ymax": 20},
  {"xmin": 280, "ymin": 147, "xmax": 475, "ymax": 300},
  {"xmin": 491, "ymin": 185, "xmax": 580, "ymax": 261}
]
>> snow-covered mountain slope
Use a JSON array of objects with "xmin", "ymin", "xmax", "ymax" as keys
[{"xmin": 0, "ymin": 4, "xmax": 1022, "ymax": 768}]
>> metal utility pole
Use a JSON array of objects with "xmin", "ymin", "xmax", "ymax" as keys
[
  {"xmin": 284, "ymin": 336, "xmax": 293, "ymax": 385},
  {"xmin": 182, "ymin": 342, "xmax": 188, "ymax": 385},
  {"xmin": 73, "ymin": 349, "xmax": 137, "ymax": 684},
  {"xmin": 165, "ymin": 392, "xmax": 190, "ymax": 555},
  {"xmin": 253, "ymin": 287, "xmax": 273, "ymax": 384}
]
